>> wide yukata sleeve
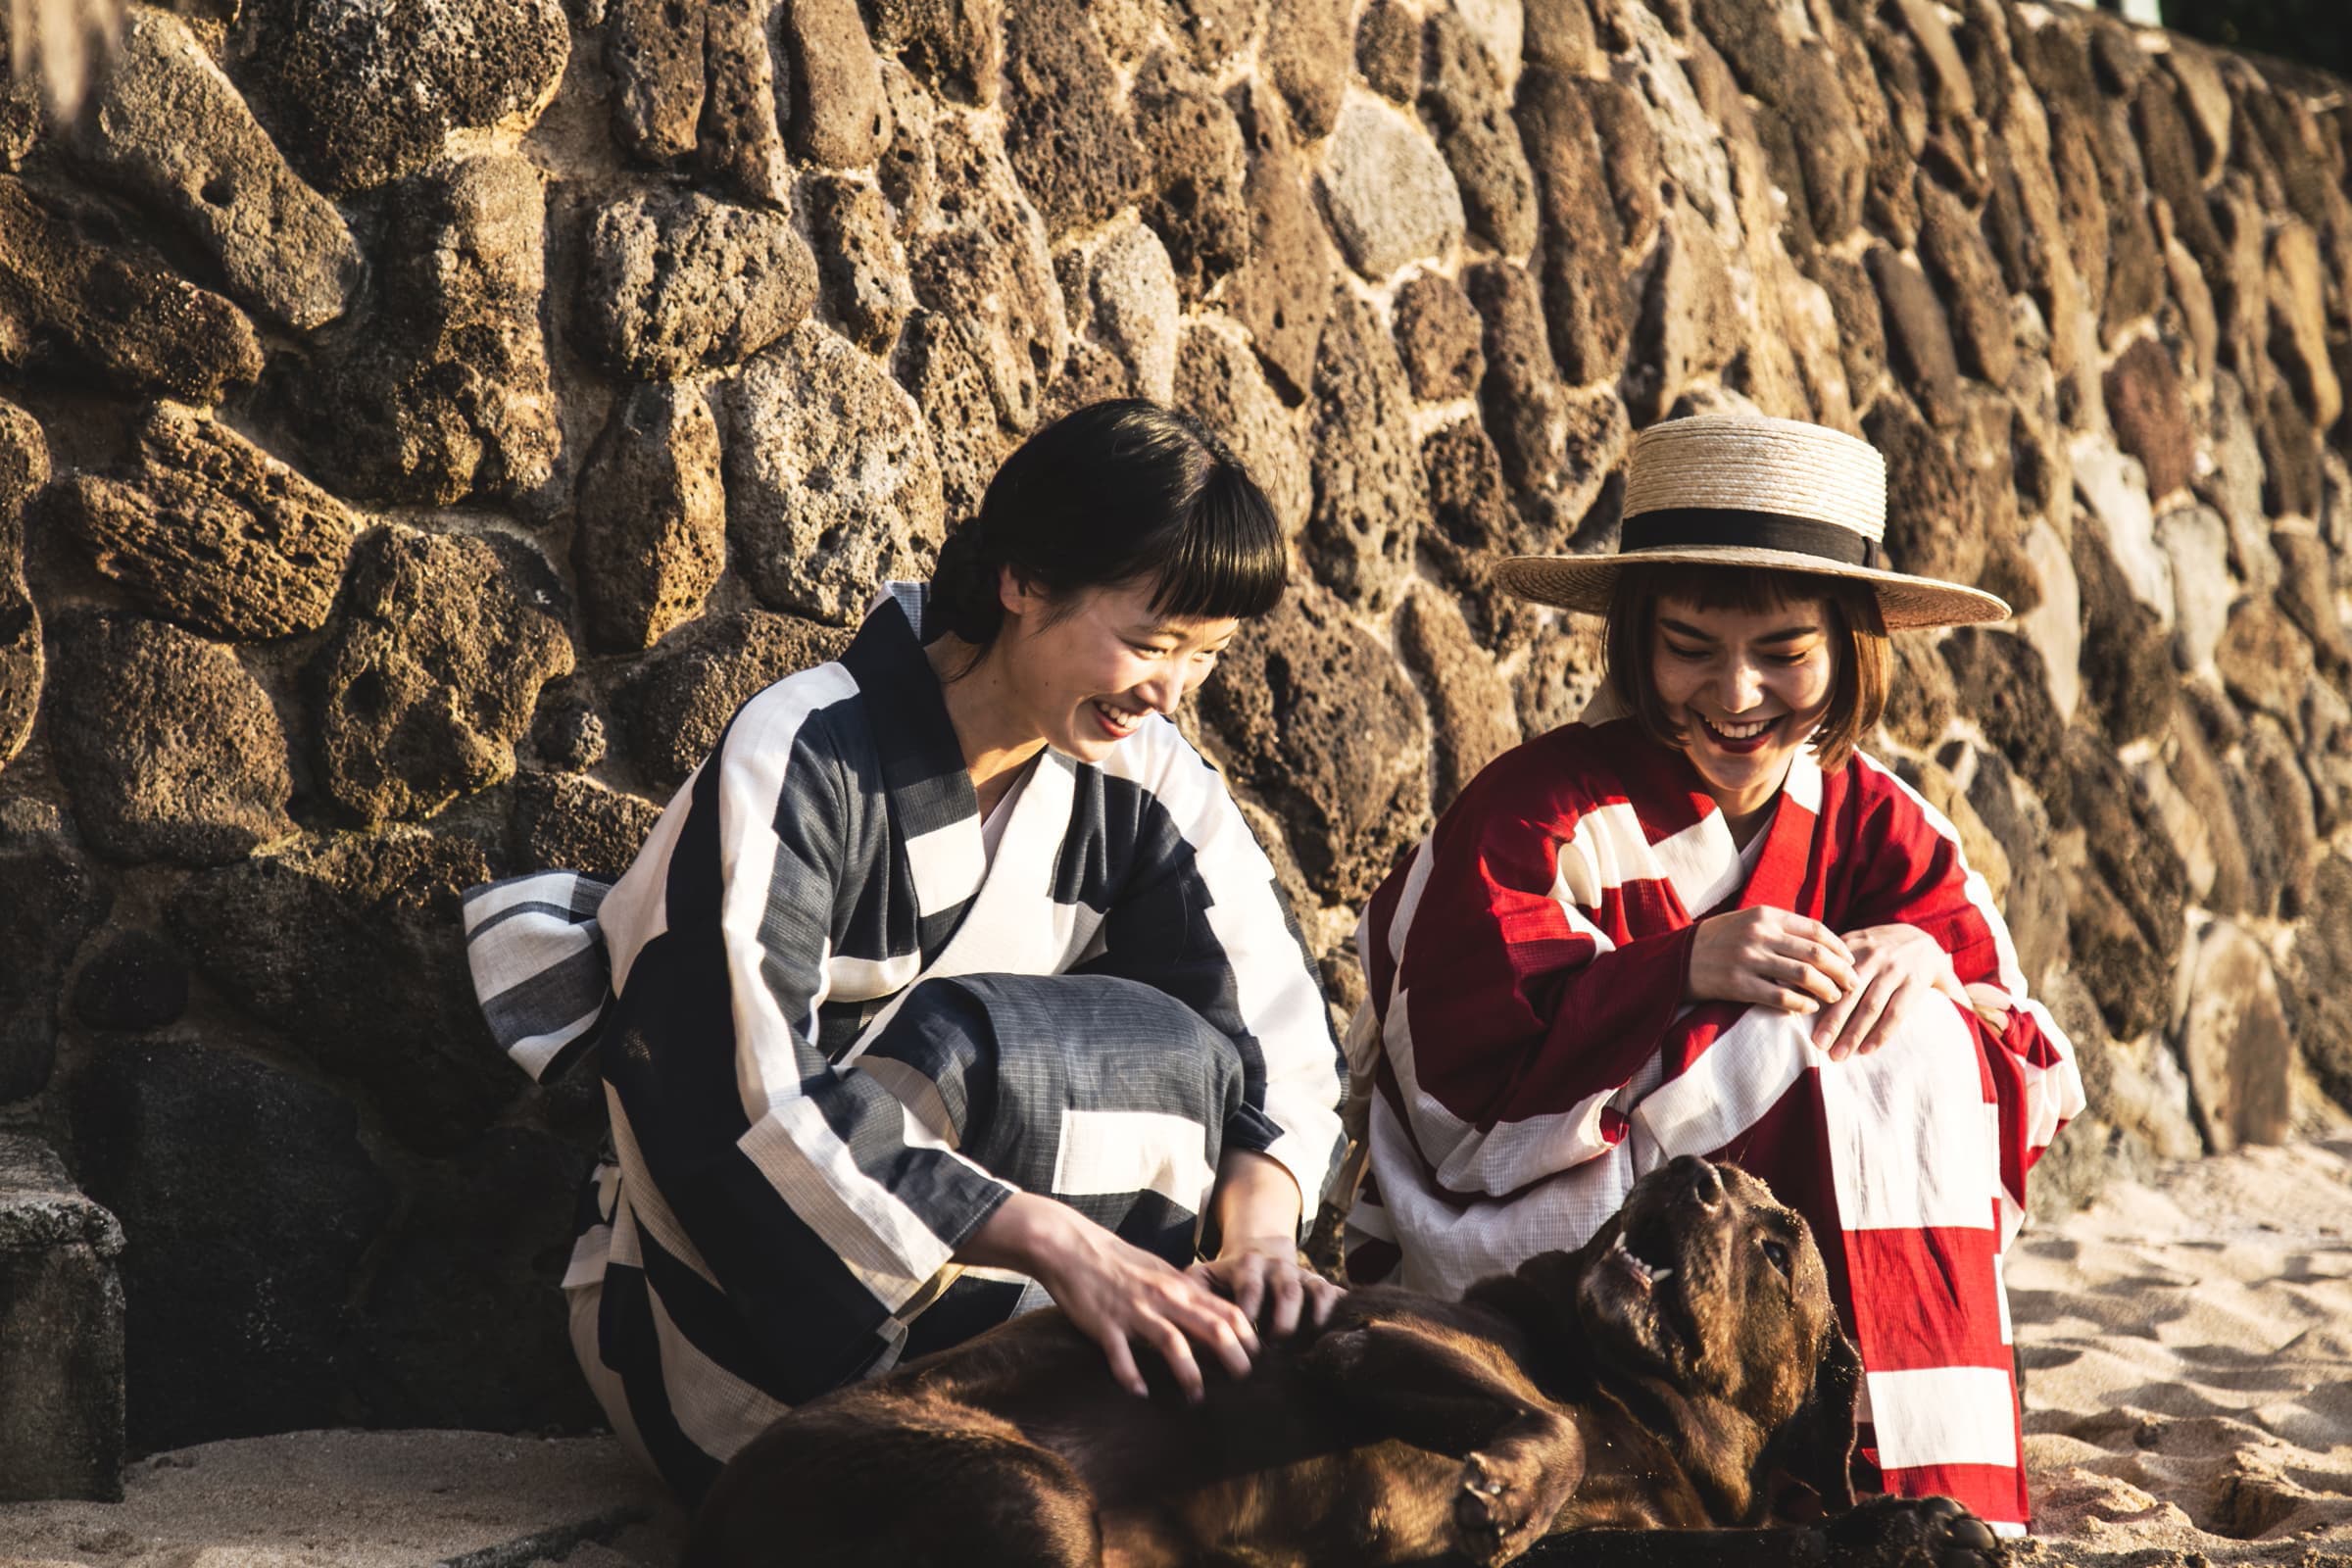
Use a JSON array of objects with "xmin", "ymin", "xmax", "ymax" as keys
[
  {"xmin": 1367, "ymin": 744, "xmax": 1699, "ymax": 1200},
  {"xmin": 595, "ymin": 672, "xmax": 1015, "ymax": 1384},
  {"xmin": 1077, "ymin": 724, "xmax": 1346, "ymax": 1228},
  {"xmin": 1835, "ymin": 755, "xmax": 2086, "ymax": 1209}
]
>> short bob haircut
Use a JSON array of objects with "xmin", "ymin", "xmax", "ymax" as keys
[
  {"xmin": 1602, "ymin": 562, "xmax": 1891, "ymax": 774},
  {"xmin": 927, "ymin": 400, "xmax": 1286, "ymax": 652}
]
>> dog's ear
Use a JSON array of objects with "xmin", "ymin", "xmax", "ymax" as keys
[{"xmin": 1760, "ymin": 1323, "xmax": 1862, "ymax": 1516}]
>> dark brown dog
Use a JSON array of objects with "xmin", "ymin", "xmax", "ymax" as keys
[{"xmin": 685, "ymin": 1156, "xmax": 2004, "ymax": 1567}]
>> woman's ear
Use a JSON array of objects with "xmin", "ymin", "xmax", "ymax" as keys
[{"xmin": 998, "ymin": 564, "xmax": 1037, "ymax": 621}]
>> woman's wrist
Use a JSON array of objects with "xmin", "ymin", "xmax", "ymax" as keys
[
  {"xmin": 1207, "ymin": 1149, "xmax": 1303, "ymax": 1261},
  {"xmin": 957, "ymin": 1190, "xmax": 1078, "ymax": 1280}
]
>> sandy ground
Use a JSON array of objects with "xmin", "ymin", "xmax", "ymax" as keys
[{"xmin": 5, "ymin": 1141, "xmax": 2350, "ymax": 1567}]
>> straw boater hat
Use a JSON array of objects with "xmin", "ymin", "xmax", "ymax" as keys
[{"xmin": 1492, "ymin": 414, "xmax": 2010, "ymax": 629}]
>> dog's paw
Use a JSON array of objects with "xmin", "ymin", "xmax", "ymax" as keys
[
  {"xmin": 1823, "ymin": 1494, "xmax": 2003, "ymax": 1567},
  {"xmin": 1451, "ymin": 1450, "xmax": 1547, "ymax": 1567}
]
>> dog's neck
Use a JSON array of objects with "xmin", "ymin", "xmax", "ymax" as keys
[{"xmin": 1467, "ymin": 1264, "xmax": 1775, "ymax": 1527}]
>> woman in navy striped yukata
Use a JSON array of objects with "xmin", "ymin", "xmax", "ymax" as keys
[{"xmin": 465, "ymin": 401, "xmax": 1347, "ymax": 1501}]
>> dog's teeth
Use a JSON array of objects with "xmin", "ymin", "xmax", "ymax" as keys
[{"xmin": 1650, "ymin": 1269, "xmax": 1673, "ymax": 1282}]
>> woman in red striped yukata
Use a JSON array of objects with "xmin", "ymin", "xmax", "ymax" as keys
[{"xmin": 1343, "ymin": 414, "xmax": 2085, "ymax": 1537}]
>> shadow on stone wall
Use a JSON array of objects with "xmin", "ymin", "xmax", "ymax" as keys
[{"xmin": 0, "ymin": 0, "xmax": 2347, "ymax": 1456}]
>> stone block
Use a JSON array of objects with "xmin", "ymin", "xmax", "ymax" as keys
[
  {"xmin": 0, "ymin": 400, "xmax": 43, "ymax": 777},
  {"xmin": 779, "ymin": 0, "xmax": 890, "ymax": 168},
  {"xmin": 621, "ymin": 610, "xmax": 850, "ymax": 791},
  {"xmin": 577, "ymin": 188, "xmax": 816, "ymax": 381},
  {"xmin": 1132, "ymin": 57, "xmax": 1250, "ymax": 306},
  {"xmin": 0, "ymin": 1134, "xmax": 123, "ymax": 1502},
  {"xmin": 1305, "ymin": 289, "xmax": 1422, "ymax": 614},
  {"xmin": 1174, "ymin": 318, "xmax": 1309, "ymax": 538},
  {"xmin": 807, "ymin": 175, "xmax": 913, "ymax": 354},
  {"xmin": 604, "ymin": 0, "xmax": 705, "ymax": 161},
  {"xmin": 574, "ymin": 381, "xmax": 726, "ymax": 654},
  {"xmin": 1323, "ymin": 93, "xmax": 1464, "ymax": 280},
  {"xmin": 1397, "ymin": 586, "xmax": 1522, "ymax": 812},
  {"xmin": 1002, "ymin": 0, "xmax": 1145, "ymax": 238},
  {"xmin": 2177, "ymin": 921, "xmax": 2294, "ymax": 1151},
  {"xmin": 1420, "ymin": 11, "xmax": 1537, "ymax": 258},
  {"xmin": 694, "ymin": 0, "xmax": 790, "ymax": 206},
  {"xmin": 1392, "ymin": 270, "xmax": 1484, "ymax": 403}
]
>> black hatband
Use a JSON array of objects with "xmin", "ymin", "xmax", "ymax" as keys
[{"xmin": 1619, "ymin": 508, "xmax": 1886, "ymax": 570}]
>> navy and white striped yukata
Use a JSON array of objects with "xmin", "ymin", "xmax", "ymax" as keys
[{"xmin": 463, "ymin": 584, "xmax": 1347, "ymax": 1501}]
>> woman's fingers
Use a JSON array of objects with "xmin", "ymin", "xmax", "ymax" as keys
[
  {"xmin": 1265, "ymin": 1263, "xmax": 1306, "ymax": 1339},
  {"xmin": 1304, "ymin": 1274, "xmax": 1345, "ymax": 1327},
  {"xmin": 1099, "ymin": 1325, "xmax": 1149, "ymax": 1399},
  {"xmin": 1140, "ymin": 1312, "xmax": 1206, "ymax": 1402},
  {"xmin": 1826, "ymin": 970, "xmax": 1897, "ymax": 1060}
]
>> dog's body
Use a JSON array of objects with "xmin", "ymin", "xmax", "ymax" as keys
[{"xmin": 687, "ymin": 1158, "xmax": 2002, "ymax": 1567}]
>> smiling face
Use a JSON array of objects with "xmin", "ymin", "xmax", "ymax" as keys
[
  {"xmin": 993, "ymin": 574, "xmax": 1239, "ymax": 763},
  {"xmin": 1648, "ymin": 595, "xmax": 1838, "ymax": 833}
]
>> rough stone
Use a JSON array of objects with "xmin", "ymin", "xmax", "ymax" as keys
[
  {"xmin": 604, "ymin": 0, "xmax": 704, "ymax": 161},
  {"xmin": 779, "ymin": 0, "xmax": 889, "ymax": 167},
  {"xmin": 1464, "ymin": 260, "xmax": 1565, "ymax": 493},
  {"xmin": 1197, "ymin": 583, "xmax": 1430, "ymax": 904},
  {"xmin": 1417, "ymin": 416, "xmax": 1531, "ymax": 621},
  {"xmin": 2267, "ymin": 220, "xmax": 2344, "ymax": 434},
  {"xmin": 2162, "ymin": 710, "xmax": 2255, "ymax": 917},
  {"xmin": 2067, "ymin": 728, "xmax": 2188, "ymax": 1039},
  {"xmin": 2071, "ymin": 432, "xmax": 2174, "ymax": 624},
  {"xmin": 0, "ymin": 1132, "xmax": 124, "ymax": 1504},
  {"xmin": 1515, "ymin": 67, "xmax": 1628, "ymax": 383},
  {"xmin": 906, "ymin": 113, "xmax": 1069, "ymax": 430},
  {"xmin": 74, "ymin": 10, "xmax": 361, "ymax": 332},
  {"xmin": 1866, "ymin": 244, "xmax": 1962, "ymax": 429},
  {"xmin": 867, "ymin": 0, "xmax": 1001, "ymax": 104},
  {"xmin": 1421, "ymin": 11, "xmax": 1537, "ymax": 258},
  {"xmin": 620, "ymin": 610, "xmax": 851, "ymax": 791},
  {"xmin": 1263, "ymin": 0, "xmax": 1348, "ymax": 139},
  {"xmin": 1954, "ymin": 749, "xmax": 2066, "ymax": 991},
  {"xmin": 2273, "ymin": 529, "xmax": 2350, "ymax": 674},
  {"xmin": 1322, "ymin": 94, "xmax": 1464, "ymax": 281},
  {"xmin": 71, "ymin": 930, "xmax": 190, "ymax": 1034},
  {"xmin": 898, "ymin": 309, "xmax": 1012, "ymax": 524},
  {"xmin": 1938, "ymin": 627, "xmax": 2069, "ymax": 821},
  {"xmin": 351, "ymin": 1127, "xmax": 602, "ymax": 1432},
  {"xmin": 575, "ymin": 381, "xmax": 725, "ymax": 654},
  {"xmin": 2242, "ymin": 715, "xmax": 2318, "ymax": 919},
  {"xmin": 0, "ymin": 805, "xmax": 108, "ymax": 1103},
  {"xmin": 2073, "ymin": 514, "xmax": 2177, "ymax": 748},
  {"xmin": 1915, "ymin": 178, "xmax": 2014, "ymax": 386},
  {"xmin": 1174, "ymin": 318, "xmax": 1309, "ymax": 538},
  {"xmin": 49, "ymin": 404, "xmax": 357, "ymax": 643},
  {"xmin": 0, "ymin": 402, "xmax": 41, "ymax": 776},
  {"xmin": 513, "ymin": 772, "xmax": 662, "ymax": 881},
  {"xmin": 293, "ymin": 156, "xmax": 558, "ymax": 507},
  {"xmin": 2102, "ymin": 337, "xmax": 2193, "ymax": 502},
  {"xmin": 1807, "ymin": 251, "xmax": 1886, "ymax": 409},
  {"xmin": 2177, "ymin": 920, "xmax": 2294, "ymax": 1151},
  {"xmin": 47, "ymin": 611, "xmax": 294, "ymax": 866},
  {"xmin": 1398, "ymin": 585, "xmax": 1522, "ymax": 813},
  {"xmin": 1626, "ymin": 216, "xmax": 1740, "ymax": 424},
  {"xmin": 1133, "ymin": 58, "xmax": 1250, "ymax": 306},
  {"xmin": 2155, "ymin": 504, "xmax": 2230, "ymax": 674},
  {"xmin": 1226, "ymin": 81, "xmax": 1333, "ymax": 401},
  {"xmin": 2007, "ymin": 517, "xmax": 2082, "ymax": 723},
  {"xmin": 725, "ymin": 321, "xmax": 945, "ymax": 626},
  {"xmin": 234, "ymin": 0, "xmax": 567, "ymax": 193},
  {"xmin": 70, "ymin": 1035, "xmax": 394, "ymax": 1449},
  {"xmin": 1003, "ymin": 0, "xmax": 1146, "ymax": 238},
  {"xmin": 695, "ymin": 0, "xmax": 791, "ymax": 205},
  {"xmin": 1087, "ymin": 219, "xmax": 1182, "ymax": 403},
  {"xmin": 1880, "ymin": 629, "xmax": 1959, "ymax": 752},
  {"xmin": 807, "ymin": 175, "xmax": 912, "ymax": 353},
  {"xmin": 2214, "ymin": 597, "xmax": 2318, "ymax": 737},
  {"xmin": 578, "ymin": 188, "xmax": 817, "ymax": 380},
  {"xmin": 1305, "ymin": 289, "xmax": 1423, "ymax": 615},
  {"xmin": 1865, "ymin": 393, "xmax": 1984, "ymax": 591},
  {"xmin": 1523, "ymin": 0, "xmax": 1594, "ymax": 73},
  {"xmin": 2132, "ymin": 70, "xmax": 2224, "ymax": 274},
  {"xmin": 2257, "ymin": 379, "xmax": 2323, "ymax": 519},
  {"xmin": 309, "ymin": 527, "xmax": 574, "ymax": 825},
  {"xmin": 1391, "ymin": 270, "xmax": 1482, "ymax": 403},
  {"xmin": 1356, "ymin": 0, "xmax": 1420, "ymax": 102},
  {"xmin": 1897, "ymin": 755, "xmax": 2010, "ymax": 906},
  {"xmin": 2161, "ymin": 45, "xmax": 2231, "ymax": 177},
  {"xmin": 0, "ymin": 177, "xmax": 261, "ymax": 405},
  {"xmin": 2285, "ymin": 856, "xmax": 2352, "ymax": 1115}
]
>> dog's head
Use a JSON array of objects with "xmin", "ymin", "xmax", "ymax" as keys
[{"xmin": 1513, "ymin": 1157, "xmax": 1861, "ymax": 1521}]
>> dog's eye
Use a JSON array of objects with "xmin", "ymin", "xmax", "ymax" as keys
[{"xmin": 1761, "ymin": 1239, "xmax": 1791, "ymax": 1275}]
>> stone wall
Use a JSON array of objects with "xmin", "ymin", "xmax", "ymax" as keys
[{"xmin": 0, "ymin": 0, "xmax": 2347, "ymax": 1452}]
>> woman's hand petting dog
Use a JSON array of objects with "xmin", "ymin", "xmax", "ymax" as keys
[
  {"xmin": 963, "ymin": 1192, "xmax": 1260, "ymax": 1401},
  {"xmin": 1688, "ymin": 906, "xmax": 1859, "ymax": 1012}
]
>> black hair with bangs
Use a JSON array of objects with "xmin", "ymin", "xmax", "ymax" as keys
[{"xmin": 927, "ymin": 400, "xmax": 1287, "ymax": 650}]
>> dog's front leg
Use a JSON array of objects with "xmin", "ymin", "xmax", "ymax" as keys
[
  {"xmin": 1303, "ymin": 1320, "xmax": 1584, "ymax": 1568},
  {"xmin": 1511, "ymin": 1495, "xmax": 2005, "ymax": 1566}
]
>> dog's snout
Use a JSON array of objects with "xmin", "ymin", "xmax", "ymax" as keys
[{"xmin": 1670, "ymin": 1155, "xmax": 1724, "ymax": 1208}]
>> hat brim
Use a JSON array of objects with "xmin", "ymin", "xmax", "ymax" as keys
[{"xmin": 1490, "ymin": 547, "xmax": 2011, "ymax": 630}]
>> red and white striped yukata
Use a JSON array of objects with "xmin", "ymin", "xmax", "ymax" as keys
[{"xmin": 1344, "ymin": 715, "xmax": 2084, "ymax": 1536}]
